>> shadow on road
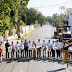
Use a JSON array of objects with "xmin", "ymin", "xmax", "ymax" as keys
[
  {"xmin": 47, "ymin": 68, "xmax": 66, "ymax": 72},
  {"xmin": 3, "ymin": 57, "xmax": 72, "ymax": 67}
]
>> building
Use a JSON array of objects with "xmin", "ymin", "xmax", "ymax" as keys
[{"xmin": 69, "ymin": 8, "xmax": 72, "ymax": 34}]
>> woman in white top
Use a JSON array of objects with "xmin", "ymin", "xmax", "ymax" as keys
[
  {"xmin": 20, "ymin": 40, "xmax": 24, "ymax": 58},
  {"xmin": 42, "ymin": 40, "xmax": 47, "ymax": 57},
  {"xmin": 28, "ymin": 41, "xmax": 32, "ymax": 57},
  {"xmin": 32, "ymin": 41, "xmax": 36, "ymax": 58},
  {"xmin": 15, "ymin": 41, "xmax": 20, "ymax": 58}
]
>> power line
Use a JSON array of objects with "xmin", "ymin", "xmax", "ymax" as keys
[{"xmin": 31, "ymin": 1, "xmax": 72, "ymax": 8}]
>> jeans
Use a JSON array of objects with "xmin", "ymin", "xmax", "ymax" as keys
[
  {"xmin": 16, "ymin": 50, "xmax": 19, "ymax": 58},
  {"xmin": 11, "ymin": 49, "xmax": 15, "ymax": 58},
  {"xmin": 21, "ymin": 49, "xmax": 24, "ymax": 57},
  {"xmin": 24, "ymin": 47, "xmax": 28, "ymax": 57}
]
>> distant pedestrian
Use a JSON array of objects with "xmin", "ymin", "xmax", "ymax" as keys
[
  {"xmin": 20, "ymin": 40, "xmax": 24, "ymax": 58},
  {"xmin": 5, "ymin": 40, "xmax": 10, "ymax": 58},
  {"xmin": 15, "ymin": 41, "xmax": 20, "ymax": 58},
  {"xmin": 42, "ymin": 40, "xmax": 46, "ymax": 57},
  {"xmin": 10, "ymin": 42, "xmax": 15, "ymax": 58},
  {"xmin": 24, "ymin": 39, "xmax": 28, "ymax": 57}
]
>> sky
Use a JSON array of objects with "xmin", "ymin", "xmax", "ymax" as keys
[{"xmin": 27, "ymin": 0, "xmax": 72, "ymax": 16}]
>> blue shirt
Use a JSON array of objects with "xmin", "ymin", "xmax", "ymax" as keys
[{"xmin": 24, "ymin": 42, "xmax": 28, "ymax": 48}]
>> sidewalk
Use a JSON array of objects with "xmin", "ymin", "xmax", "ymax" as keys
[{"xmin": 8, "ymin": 28, "xmax": 36, "ymax": 40}]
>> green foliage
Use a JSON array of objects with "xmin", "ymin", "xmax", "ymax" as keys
[
  {"xmin": 20, "ymin": 20, "xmax": 26, "ymax": 26},
  {"xmin": 0, "ymin": 0, "xmax": 29, "ymax": 36}
]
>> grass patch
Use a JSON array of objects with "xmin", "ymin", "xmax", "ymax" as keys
[
  {"xmin": 21, "ymin": 29, "xmax": 36, "ymax": 39},
  {"xmin": 21, "ymin": 34, "xmax": 29, "ymax": 39},
  {"xmin": 30, "ymin": 29, "xmax": 36, "ymax": 34}
]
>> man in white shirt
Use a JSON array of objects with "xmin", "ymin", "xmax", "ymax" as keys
[
  {"xmin": 15, "ymin": 41, "xmax": 20, "ymax": 58},
  {"xmin": 51, "ymin": 41, "xmax": 55, "ymax": 57},
  {"xmin": 20, "ymin": 40, "xmax": 24, "ymax": 58},
  {"xmin": 55, "ymin": 40, "xmax": 60, "ymax": 58},
  {"xmin": 47, "ymin": 40, "xmax": 52, "ymax": 57},
  {"xmin": 42, "ymin": 40, "xmax": 47, "ymax": 57},
  {"xmin": 36, "ymin": 39, "xmax": 42, "ymax": 57},
  {"xmin": 28, "ymin": 41, "xmax": 32, "ymax": 57}
]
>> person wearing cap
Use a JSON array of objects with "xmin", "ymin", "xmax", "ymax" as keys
[{"xmin": 5, "ymin": 40, "xmax": 10, "ymax": 58}]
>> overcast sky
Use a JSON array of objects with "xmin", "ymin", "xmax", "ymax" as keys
[{"xmin": 27, "ymin": 0, "xmax": 72, "ymax": 16}]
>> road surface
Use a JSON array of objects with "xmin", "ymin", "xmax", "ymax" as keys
[{"xmin": 0, "ymin": 25, "xmax": 72, "ymax": 72}]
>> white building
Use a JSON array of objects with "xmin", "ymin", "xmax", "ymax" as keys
[{"xmin": 69, "ymin": 8, "xmax": 72, "ymax": 34}]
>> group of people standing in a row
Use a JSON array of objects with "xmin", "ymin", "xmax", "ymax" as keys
[{"xmin": 0, "ymin": 39, "xmax": 72, "ymax": 59}]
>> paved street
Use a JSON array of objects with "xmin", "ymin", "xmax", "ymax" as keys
[
  {"xmin": 0, "ymin": 25, "xmax": 72, "ymax": 72},
  {"xmin": 26, "ymin": 24, "xmax": 56, "ymax": 42}
]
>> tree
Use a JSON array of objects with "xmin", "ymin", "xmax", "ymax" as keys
[
  {"xmin": 0, "ymin": 0, "xmax": 29, "ymax": 38},
  {"xmin": 22, "ymin": 8, "xmax": 38, "ymax": 25},
  {"xmin": 46, "ymin": 16, "xmax": 52, "ymax": 24}
]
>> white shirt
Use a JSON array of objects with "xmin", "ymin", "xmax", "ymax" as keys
[
  {"xmin": 68, "ymin": 46, "xmax": 72, "ymax": 52},
  {"xmin": 55, "ymin": 42, "xmax": 60, "ymax": 50},
  {"xmin": 47, "ymin": 42, "xmax": 51, "ymax": 49},
  {"xmin": 51, "ymin": 43, "xmax": 55, "ymax": 50},
  {"xmin": 36, "ymin": 42, "xmax": 42, "ymax": 48},
  {"xmin": 28, "ymin": 43, "xmax": 32, "ymax": 49},
  {"xmin": 32, "ymin": 44, "xmax": 36, "ymax": 49},
  {"xmin": 65, "ymin": 43, "xmax": 68, "ymax": 47},
  {"xmin": 42, "ymin": 42, "xmax": 46, "ymax": 49},
  {"xmin": 15, "ymin": 44, "xmax": 20, "ymax": 50},
  {"xmin": 59, "ymin": 42, "xmax": 63, "ymax": 49},
  {"xmin": 20, "ymin": 43, "xmax": 24, "ymax": 50},
  {"xmin": 1, "ymin": 44, "xmax": 5, "ymax": 51}
]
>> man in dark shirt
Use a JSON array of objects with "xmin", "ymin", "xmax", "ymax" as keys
[
  {"xmin": 24, "ymin": 39, "xmax": 28, "ymax": 57},
  {"xmin": 5, "ymin": 40, "xmax": 10, "ymax": 58}
]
